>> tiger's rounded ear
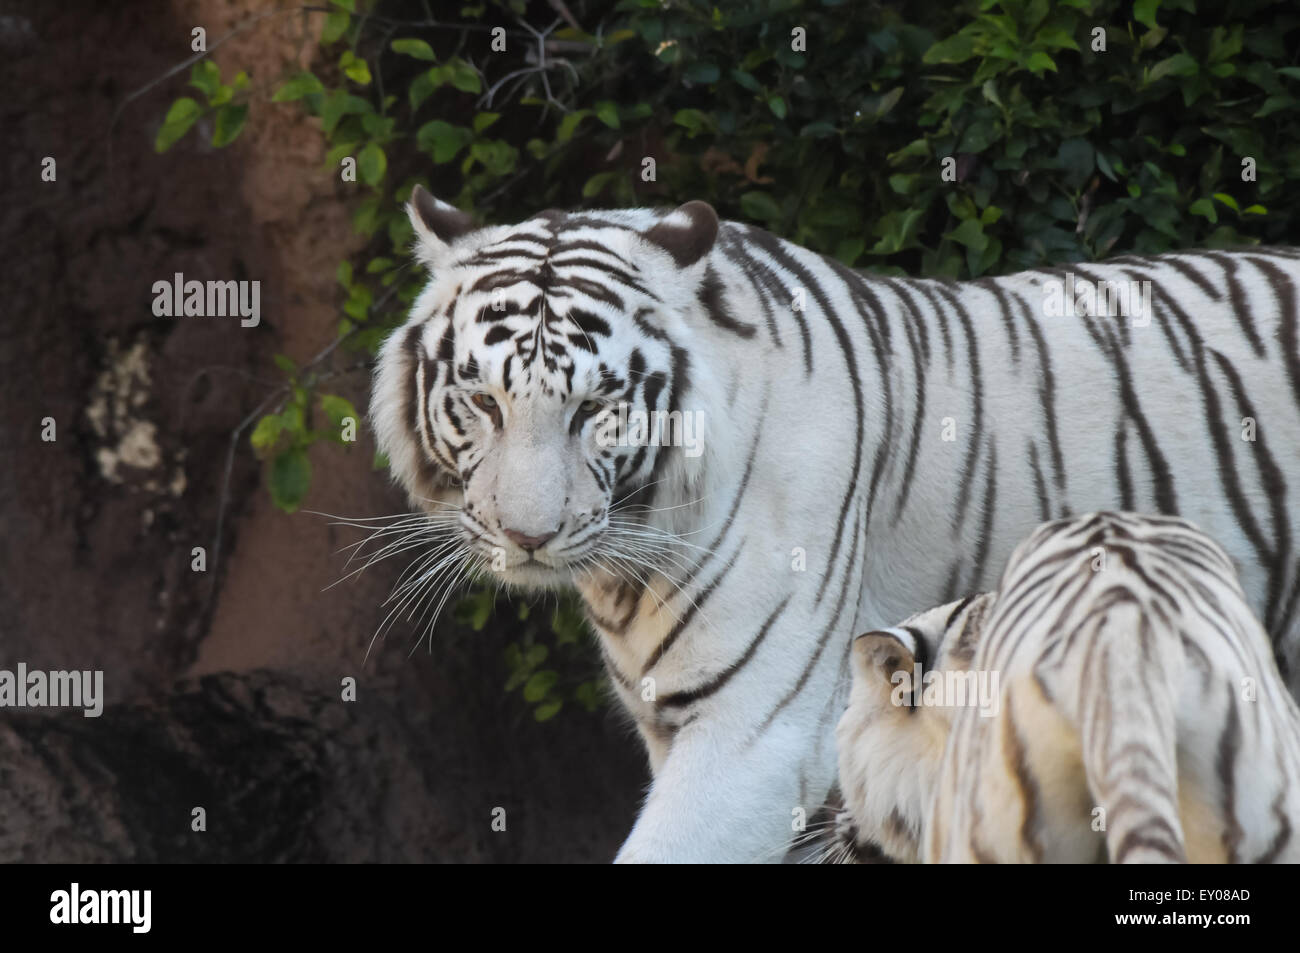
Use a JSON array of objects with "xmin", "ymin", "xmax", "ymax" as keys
[
  {"xmin": 852, "ymin": 630, "xmax": 917, "ymax": 683},
  {"xmin": 642, "ymin": 200, "xmax": 718, "ymax": 268},
  {"xmin": 407, "ymin": 185, "xmax": 475, "ymax": 269}
]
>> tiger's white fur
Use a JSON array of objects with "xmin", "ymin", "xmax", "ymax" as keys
[
  {"xmin": 835, "ymin": 512, "xmax": 1300, "ymax": 863},
  {"xmin": 371, "ymin": 188, "xmax": 1300, "ymax": 862}
]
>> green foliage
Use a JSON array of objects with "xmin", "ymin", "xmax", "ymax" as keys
[
  {"xmin": 155, "ymin": 60, "xmax": 250, "ymax": 152},
  {"xmin": 248, "ymin": 356, "xmax": 358, "ymax": 513},
  {"xmin": 457, "ymin": 589, "xmax": 605, "ymax": 722},
  {"xmin": 156, "ymin": 0, "xmax": 1300, "ymax": 714}
]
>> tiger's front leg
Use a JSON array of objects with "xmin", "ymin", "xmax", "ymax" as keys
[{"xmin": 614, "ymin": 705, "xmax": 839, "ymax": 864}]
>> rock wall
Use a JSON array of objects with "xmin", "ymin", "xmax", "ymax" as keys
[{"xmin": 0, "ymin": 0, "xmax": 643, "ymax": 863}]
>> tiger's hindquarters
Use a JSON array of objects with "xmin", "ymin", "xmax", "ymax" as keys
[{"xmin": 1046, "ymin": 603, "xmax": 1189, "ymax": 864}]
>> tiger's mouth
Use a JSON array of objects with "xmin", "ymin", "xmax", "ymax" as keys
[{"xmin": 462, "ymin": 530, "xmax": 602, "ymax": 589}]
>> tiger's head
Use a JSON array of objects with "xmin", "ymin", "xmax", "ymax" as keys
[
  {"xmin": 832, "ymin": 592, "xmax": 995, "ymax": 863},
  {"xmin": 371, "ymin": 187, "xmax": 720, "ymax": 589}
]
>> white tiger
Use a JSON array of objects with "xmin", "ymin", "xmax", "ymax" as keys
[
  {"xmin": 370, "ymin": 186, "xmax": 1300, "ymax": 862},
  {"xmin": 834, "ymin": 511, "xmax": 1300, "ymax": 864}
]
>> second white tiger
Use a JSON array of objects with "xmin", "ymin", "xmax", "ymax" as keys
[{"xmin": 834, "ymin": 511, "xmax": 1300, "ymax": 864}]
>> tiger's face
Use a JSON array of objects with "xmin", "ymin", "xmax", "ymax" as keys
[
  {"xmin": 833, "ymin": 592, "xmax": 995, "ymax": 863},
  {"xmin": 371, "ymin": 188, "xmax": 719, "ymax": 589}
]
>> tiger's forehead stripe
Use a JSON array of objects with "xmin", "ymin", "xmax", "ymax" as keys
[{"xmin": 412, "ymin": 226, "xmax": 679, "ymax": 404}]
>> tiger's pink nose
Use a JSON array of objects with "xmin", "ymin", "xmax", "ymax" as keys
[{"xmin": 503, "ymin": 528, "xmax": 558, "ymax": 552}]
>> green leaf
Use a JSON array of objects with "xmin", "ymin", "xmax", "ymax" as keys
[
  {"xmin": 730, "ymin": 68, "xmax": 762, "ymax": 93},
  {"xmin": 339, "ymin": 50, "xmax": 372, "ymax": 85},
  {"xmin": 581, "ymin": 171, "xmax": 618, "ymax": 198},
  {"xmin": 835, "ymin": 237, "xmax": 865, "ymax": 265},
  {"xmin": 869, "ymin": 208, "xmax": 926, "ymax": 254},
  {"xmin": 595, "ymin": 100, "xmax": 621, "ymax": 128},
  {"xmin": 888, "ymin": 137, "xmax": 930, "ymax": 164},
  {"xmin": 269, "ymin": 448, "xmax": 312, "ymax": 513},
  {"xmin": 1025, "ymin": 51, "xmax": 1056, "ymax": 74},
  {"xmin": 1212, "ymin": 192, "xmax": 1239, "ymax": 212},
  {"xmin": 343, "ymin": 282, "xmax": 373, "ymax": 319},
  {"xmin": 279, "ymin": 402, "xmax": 305, "ymax": 434},
  {"xmin": 1189, "ymin": 198, "xmax": 1217, "ymax": 223},
  {"xmin": 1034, "ymin": 26, "xmax": 1079, "ymax": 51},
  {"xmin": 273, "ymin": 353, "xmax": 297, "ymax": 374},
  {"xmin": 958, "ymin": 118, "xmax": 1001, "ymax": 154},
  {"xmin": 923, "ymin": 32, "xmax": 976, "ymax": 65},
  {"xmin": 469, "ymin": 140, "xmax": 518, "ymax": 176},
  {"xmin": 523, "ymin": 670, "xmax": 559, "ymax": 703},
  {"xmin": 739, "ymin": 191, "xmax": 782, "ymax": 223},
  {"xmin": 357, "ymin": 142, "xmax": 387, "ymax": 185},
  {"xmin": 320, "ymin": 394, "xmax": 358, "ymax": 428},
  {"xmin": 550, "ymin": 604, "xmax": 588, "ymax": 645},
  {"xmin": 211, "ymin": 103, "xmax": 248, "ymax": 147},
  {"xmin": 417, "ymin": 120, "xmax": 473, "ymax": 163},
  {"xmin": 319, "ymin": 90, "xmax": 370, "ymax": 135},
  {"xmin": 189, "ymin": 60, "xmax": 221, "ymax": 99},
  {"xmin": 155, "ymin": 97, "xmax": 202, "ymax": 152},
  {"xmin": 1149, "ymin": 53, "xmax": 1198, "ymax": 83},
  {"xmin": 472, "ymin": 112, "xmax": 500, "ymax": 134},
  {"xmin": 1254, "ymin": 95, "xmax": 1297, "ymax": 118},
  {"xmin": 391, "ymin": 38, "xmax": 436, "ymax": 61},
  {"xmin": 887, "ymin": 173, "xmax": 917, "ymax": 195},
  {"xmin": 534, "ymin": 699, "xmax": 562, "ymax": 722},
  {"xmin": 321, "ymin": 9, "xmax": 350, "ymax": 44},
  {"xmin": 557, "ymin": 109, "xmax": 590, "ymax": 142},
  {"xmin": 1133, "ymin": 0, "xmax": 1160, "ymax": 27},
  {"xmin": 800, "ymin": 120, "xmax": 838, "ymax": 138},
  {"xmin": 409, "ymin": 68, "xmax": 442, "ymax": 111},
  {"xmin": 672, "ymin": 108, "xmax": 711, "ymax": 136},
  {"xmin": 446, "ymin": 58, "xmax": 481, "ymax": 93},
  {"xmin": 250, "ymin": 414, "xmax": 284, "ymax": 453},
  {"xmin": 272, "ymin": 71, "xmax": 324, "ymax": 102},
  {"xmin": 873, "ymin": 86, "xmax": 904, "ymax": 119},
  {"xmin": 947, "ymin": 218, "xmax": 989, "ymax": 252},
  {"xmin": 768, "ymin": 95, "xmax": 787, "ymax": 119}
]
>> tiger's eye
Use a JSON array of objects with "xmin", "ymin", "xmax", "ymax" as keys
[
  {"xmin": 579, "ymin": 399, "xmax": 601, "ymax": 413},
  {"xmin": 472, "ymin": 393, "xmax": 498, "ymax": 411}
]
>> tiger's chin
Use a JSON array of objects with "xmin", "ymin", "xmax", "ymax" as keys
[{"xmin": 488, "ymin": 561, "xmax": 576, "ymax": 591}]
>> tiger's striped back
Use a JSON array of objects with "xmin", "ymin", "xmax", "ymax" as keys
[{"xmin": 836, "ymin": 511, "xmax": 1300, "ymax": 863}]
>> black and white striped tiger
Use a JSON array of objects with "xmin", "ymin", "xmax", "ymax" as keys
[
  {"xmin": 370, "ymin": 186, "xmax": 1300, "ymax": 862},
  {"xmin": 835, "ymin": 511, "xmax": 1300, "ymax": 864}
]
